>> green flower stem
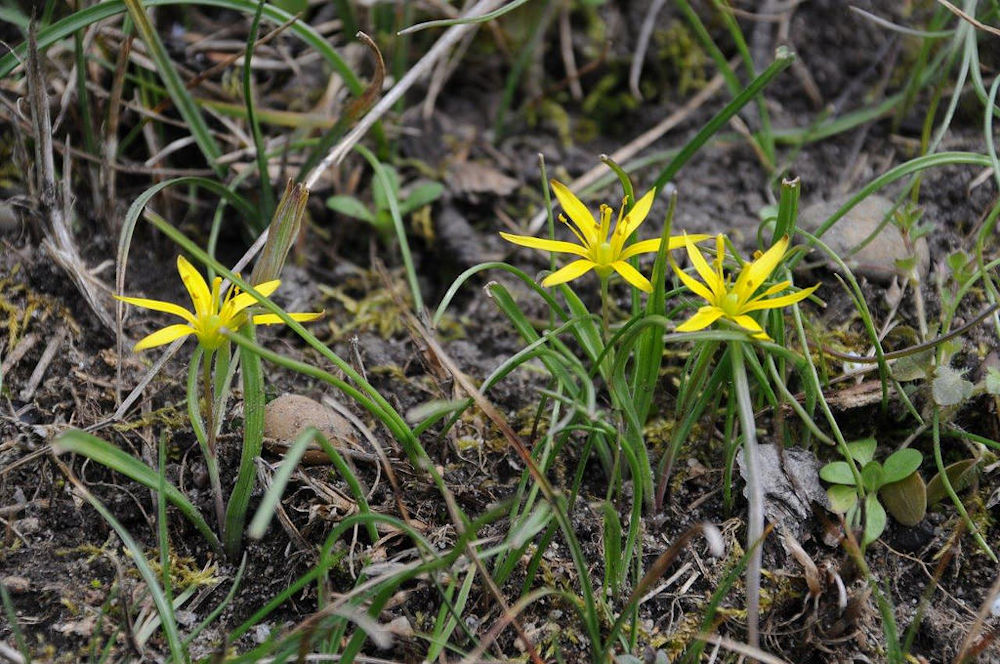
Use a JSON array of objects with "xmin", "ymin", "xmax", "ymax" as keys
[
  {"xmin": 730, "ymin": 341, "xmax": 763, "ymax": 649},
  {"xmin": 188, "ymin": 346, "xmax": 225, "ymax": 534},
  {"xmin": 932, "ymin": 410, "xmax": 996, "ymax": 561},
  {"xmin": 202, "ymin": 349, "xmax": 227, "ymax": 535},
  {"xmin": 599, "ymin": 276, "xmax": 610, "ymax": 344}
]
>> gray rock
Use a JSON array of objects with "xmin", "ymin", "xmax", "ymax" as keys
[
  {"xmin": 798, "ymin": 194, "xmax": 930, "ymax": 283},
  {"xmin": 738, "ymin": 445, "xmax": 828, "ymax": 540}
]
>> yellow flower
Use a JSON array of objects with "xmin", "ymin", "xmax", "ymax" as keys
[
  {"xmin": 117, "ymin": 255, "xmax": 322, "ymax": 351},
  {"xmin": 672, "ymin": 234, "xmax": 818, "ymax": 341},
  {"xmin": 500, "ymin": 180, "xmax": 706, "ymax": 293}
]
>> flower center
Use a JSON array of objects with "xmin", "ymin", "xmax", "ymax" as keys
[
  {"xmin": 197, "ymin": 314, "xmax": 226, "ymax": 350},
  {"xmin": 720, "ymin": 292, "xmax": 742, "ymax": 317},
  {"xmin": 594, "ymin": 241, "xmax": 615, "ymax": 267}
]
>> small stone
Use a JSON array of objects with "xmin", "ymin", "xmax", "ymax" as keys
[
  {"xmin": 2, "ymin": 575, "xmax": 30, "ymax": 593},
  {"xmin": 263, "ymin": 394, "xmax": 359, "ymax": 464},
  {"xmin": 798, "ymin": 194, "xmax": 930, "ymax": 284},
  {"xmin": 386, "ymin": 616, "xmax": 413, "ymax": 637},
  {"xmin": 14, "ymin": 517, "xmax": 40, "ymax": 535}
]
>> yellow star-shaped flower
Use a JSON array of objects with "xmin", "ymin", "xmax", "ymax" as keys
[
  {"xmin": 672, "ymin": 234, "xmax": 818, "ymax": 341},
  {"xmin": 116, "ymin": 255, "xmax": 322, "ymax": 351},
  {"xmin": 500, "ymin": 180, "xmax": 706, "ymax": 293}
]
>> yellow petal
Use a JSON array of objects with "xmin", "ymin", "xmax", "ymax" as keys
[
  {"xmin": 730, "ymin": 314, "xmax": 769, "ymax": 340},
  {"xmin": 619, "ymin": 234, "xmax": 712, "ymax": 261},
  {"xmin": 676, "ymin": 306, "xmax": 724, "ymax": 332},
  {"xmin": 221, "ymin": 280, "xmax": 281, "ymax": 320},
  {"xmin": 620, "ymin": 188, "xmax": 656, "ymax": 238},
  {"xmin": 177, "ymin": 255, "xmax": 213, "ymax": 317},
  {"xmin": 115, "ymin": 294, "xmax": 197, "ymax": 325},
  {"xmin": 749, "ymin": 280, "xmax": 793, "ymax": 300},
  {"xmin": 618, "ymin": 238, "xmax": 661, "ymax": 261},
  {"xmin": 253, "ymin": 311, "xmax": 324, "ymax": 325},
  {"xmin": 611, "ymin": 189, "xmax": 656, "ymax": 255},
  {"xmin": 611, "ymin": 260, "xmax": 652, "ymax": 292},
  {"xmin": 671, "ymin": 258, "xmax": 716, "ymax": 304},
  {"xmin": 686, "ymin": 234, "xmax": 726, "ymax": 298},
  {"xmin": 499, "ymin": 232, "xmax": 588, "ymax": 257},
  {"xmin": 734, "ymin": 235, "xmax": 789, "ymax": 302},
  {"xmin": 133, "ymin": 324, "xmax": 194, "ymax": 351},
  {"xmin": 540, "ymin": 259, "xmax": 596, "ymax": 287},
  {"xmin": 665, "ymin": 233, "xmax": 711, "ymax": 249},
  {"xmin": 742, "ymin": 283, "xmax": 819, "ymax": 312},
  {"xmin": 550, "ymin": 180, "xmax": 598, "ymax": 246}
]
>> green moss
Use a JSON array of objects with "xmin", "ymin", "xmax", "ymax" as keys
[
  {"xmin": 111, "ymin": 405, "xmax": 185, "ymax": 433},
  {"xmin": 656, "ymin": 24, "xmax": 709, "ymax": 96}
]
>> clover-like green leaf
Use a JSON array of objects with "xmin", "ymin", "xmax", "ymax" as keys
[
  {"xmin": 846, "ymin": 438, "xmax": 877, "ymax": 465},
  {"xmin": 326, "ymin": 195, "xmax": 376, "ymax": 223},
  {"xmin": 863, "ymin": 493, "xmax": 887, "ymax": 546},
  {"xmin": 827, "ymin": 484, "xmax": 859, "ymax": 513},
  {"xmin": 861, "ymin": 460, "xmax": 884, "ymax": 493},
  {"xmin": 820, "ymin": 461, "xmax": 857, "ymax": 485},
  {"xmin": 399, "ymin": 181, "xmax": 444, "ymax": 216},
  {"xmin": 882, "ymin": 448, "xmax": 922, "ymax": 484}
]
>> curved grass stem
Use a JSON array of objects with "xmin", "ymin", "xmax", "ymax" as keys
[{"xmin": 729, "ymin": 342, "xmax": 763, "ymax": 648}]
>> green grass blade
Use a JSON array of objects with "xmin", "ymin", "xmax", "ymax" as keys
[
  {"xmin": 434, "ymin": 261, "xmax": 571, "ymax": 327},
  {"xmin": 650, "ymin": 46, "xmax": 795, "ymax": 193},
  {"xmin": 0, "ymin": 583, "xmax": 30, "ymax": 663},
  {"xmin": 121, "ymin": 0, "xmax": 223, "ymax": 176},
  {"xmin": 242, "ymin": 1, "xmax": 275, "ymax": 222},
  {"xmin": 400, "ymin": 0, "xmax": 532, "ymax": 34},
  {"xmin": 224, "ymin": 324, "xmax": 265, "ymax": 558},
  {"xmin": 54, "ymin": 430, "xmax": 221, "ymax": 551},
  {"xmin": 425, "ymin": 567, "xmax": 477, "ymax": 661},
  {"xmin": 0, "ymin": 0, "xmax": 364, "ymax": 95},
  {"xmin": 355, "ymin": 144, "xmax": 424, "ymax": 315},
  {"xmin": 65, "ymin": 476, "xmax": 188, "ymax": 663}
]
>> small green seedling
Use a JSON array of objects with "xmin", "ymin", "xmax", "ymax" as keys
[
  {"xmin": 326, "ymin": 165, "xmax": 443, "ymax": 242},
  {"xmin": 821, "ymin": 438, "xmax": 925, "ymax": 546}
]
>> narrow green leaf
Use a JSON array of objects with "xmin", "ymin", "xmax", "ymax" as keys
[
  {"xmin": 70, "ymin": 483, "xmax": 187, "ymax": 662},
  {"xmin": 399, "ymin": 0, "xmax": 532, "ymax": 34},
  {"xmin": 54, "ymin": 430, "xmax": 221, "ymax": 550},
  {"xmin": 650, "ymin": 46, "xmax": 795, "ymax": 192},
  {"xmin": 601, "ymin": 501, "xmax": 623, "ymax": 596},
  {"xmin": 224, "ymin": 324, "xmax": 265, "ymax": 558},
  {"xmin": 243, "ymin": 1, "xmax": 275, "ymax": 222},
  {"xmin": 355, "ymin": 145, "xmax": 424, "ymax": 314}
]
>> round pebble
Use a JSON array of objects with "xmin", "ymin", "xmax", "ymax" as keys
[{"xmin": 798, "ymin": 194, "xmax": 930, "ymax": 284}]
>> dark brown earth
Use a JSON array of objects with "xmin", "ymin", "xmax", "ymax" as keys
[{"xmin": 2, "ymin": 1, "xmax": 1000, "ymax": 662}]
